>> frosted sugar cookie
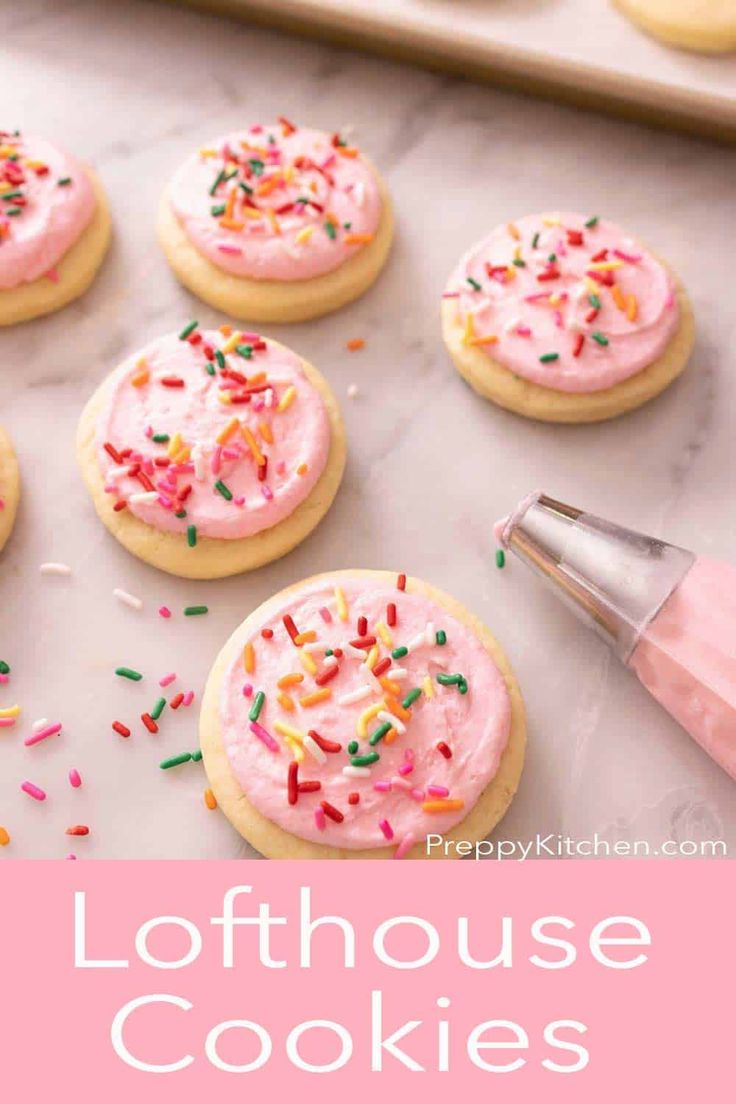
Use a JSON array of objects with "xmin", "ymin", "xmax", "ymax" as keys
[
  {"xmin": 442, "ymin": 212, "xmax": 694, "ymax": 423},
  {"xmin": 157, "ymin": 118, "xmax": 393, "ymax": 322},
  {"xmin": 0, "ymin": 426, "xmax": 19, "ymax": 552},
  {"xmin": 615, "ymin": 0, "xmax": 736, "ymax": 53},
  {"xmin": 76, "ymin": 322, "xmax": 346, "ymax": 579},
  {"xmin": 0, "ymin": 130, "xmax": 111, "ymax": 325},
  {"xmin": 200, "ymin": 570, "xmax": 526, "ymax": 859}
]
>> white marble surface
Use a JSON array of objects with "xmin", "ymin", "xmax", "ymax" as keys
[{"xmin": 1, "ymin": 0, "xmax": 734, "ymax": 859}]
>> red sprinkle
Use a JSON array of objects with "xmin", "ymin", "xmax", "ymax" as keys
[
  {"xmin": 371, "ymin": 657, "xmax": 392, "ymax": 678},
  {"xmin": 386, "ymin": 602, "xmax": 397, "ymax": 627},
  {"xmin": 283, "ymin": 614, "xmax": 300, "ymax": 643},
  {"xmin": 320, "ymin": 800, "xmax": 344, "ymax": 823},
  {"xmin": 169, "ymin": 692, "xmax": 184, "ymax": 710},
  {"xmin": 397, "ymin": 573, "xmax": 406, "ymax": 592},
  {"xmin": 314, "ymin": 663, "xmax": 340, "ymax": 687},
  {"xmin": 261, "ymin": 628, "xmax": 274, "ymax": 639},
  {"xmin": 349, "ymin": 635, "xmax": 376, "ymax": 649},
  {"xmin": 437, "ymin": 741, "xmax": 452, "ymax": 759},
  {"xmin": 573, "ymin": 333, "xmax": 585, "ymax": 358},
  {"xmin": 160, "ymin": 376, "xmax": 185, "ymax": 388},
  {"xmin": 113, "ymin": 500, "xmax": 127, "ymax": 512},
  {"xmin": 141, "ymin": 712, "xmax": 158, "ymax": 734},
  {"xmin": 348, "ymin": 792, "xmax": 360, "ymax": 805},
  {"xmin": 357, "ymin": 615, "xmax": 368, "ymax": 636},
  {"xmin": 65, "ymin": 825, "xmax": 90, "ymax": 837},
  {"xmin": 112, "ymin": 721, "xmax": 130, "ymax": 738},
  {"xmin": 104, "ymin": 442, "xmax": 123, "ymax": 464},
  {"xmin": 288, "ymin": 761, "xmax": 299, "ymax": 805},
  {"xmin": 566, "ymin": 229, "xmax": 584, "ymax": 246},
  {"xmin": 308, "ymin": 729, "xmax": 342, "ymax": 754},
  {"xmin": 591, "ymin": 248, "xmax": 608, "ymax": 262},
  {"xmin": 298, "ymin": 781, "xmax": 321, "ymax": 793}
]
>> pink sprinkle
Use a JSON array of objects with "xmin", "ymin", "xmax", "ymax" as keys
[
  {"xmin": 0, "ymin": 674, "xmax": 8, "ymax": 684},
  {"xmin": 143, "ymin": 457, "xmax": 155, "ymax": 474},
  {"xmin": 222, "ymin": 447, "xmax": 240, "ymax": 460},
  {"xmin": 427, "ymin": 784, "xmax": 450, "ymax": 797},
  {"xmin": 0, "ymin": 717, "xmax": 16, "ymax": 728},
  {"xmin": 241, "ymin": 331, "xmax": 261, "ymax": 342},
  {"xmin": 554, "ymin": 309, "xmax": 563, "ymax": 329},
  {"xmin": 21, "ymin": 781, "xmax": 46, "ymax": 802},
  {"xmin": 212, "ymin": 446, "xmax": 222, "ymax": 475},
  {"xmin": 159, "ymin": 606, "xmax": 172, "ymax": 619},
  {"xmin": 393, "ymin": 832, "xmax": 416, "ymax": 860},
  {"xmin": 665, "ymin": 290, "xmax": 674, "ymax": 309},
  {"xmin": 66, "ymin": 854, "xmax": 77, "ymax": 861},
  {"xmin": 159, "ymin": 672, "xmax": 177, "ymax": 688},
  {"xmin": 144, "ymin": 425, "xmax": 154, "ymax": 438},
  {"xmin": 182, "ymin": 691, "xmax": 195, "ymax": 707},
  {"xmin": 442, "ymin": 291, "xmax": 460, "ymax": 299},
  {"xmin": 262, "ymin": 485, "xmax": 273, "ymax": 502},
  {"xmin": 404, "ymin": 748, "xmax": 414, "ymax": 762},
  {"xmin": 410, "ymin": 787, "xmax": 426, "ymax": 802},
  {"xmin": 250, "ymin": 720, "xmax": 279, "ymax": 752},
  {"xmin": 398, "ymin": 761, "xmax": 414, "ymax": 776},
  {"xmin": 517, "ymin": 325, "xmax": 533, "ymax": 337},
  {"xmin": 24, "ymin": 722, "xmax": 62, "ymax": 747},
  {"xmin": 69, "ymin": 769, "xmax": 82, "ymax": 789},
  {"xmin": 379, "ymin": 818, "xmax": 394, "ymax": 840},
  {"xmin": 45, "ymin": 266, "xmax": 60, "ymax": 283},
  {"xmin": 613, "ymin": 248, "xmax": 641, "ymax": 263},
  {"xmin": 524, "ymin": 292, "xmax": 550, "ymax": 303},
  {"xmin": 373, "ymin": 780, "xmax": 391, "ymax": 793},
  {"xmin": 315, "ymin": 807, "xmax": 326, "ymax": 831},
  {"xmin": 243, "ymin": 683, "xmax": 254, "ymax": 698},
  {"xmin": 319, "ymin": 606, "xmax": 332, "ymax": 623},
  {"xmin": 217, "ymin": 243, "xmax": 242, "ymax": 255},
  {"xmin": 276, "ymin": 460, "xmax": 286, "ymax": 475},
  {"xmin": 234, "ymin": 495, "xmax": 245, "ymax": 507},
  {"xmin": 157, "ymin": 494, "xmax": 173, "ymax": 509}
]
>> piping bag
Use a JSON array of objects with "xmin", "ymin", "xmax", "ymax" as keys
[{"xmin": 496, "ymin": 492, "xmax": 736, "ymax": 781}]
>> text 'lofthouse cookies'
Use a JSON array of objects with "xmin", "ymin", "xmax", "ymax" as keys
[
  {"xmin": 76, "ymin": 323, "xmax": 346, "ymax": 579},
  {"xmin": 0, "ymin": 130, "xmax": 111, "ymax": 325},
  {"xmin": 0, "ymin": 425, "xmax": 20, "ymax": 553},
  {"xmin": 199, "ymin": 570, "xmax": 526, "ymax": 859},
  {"xmin": 442, "ymin": 212, "xmax": 694, "ymax": 423},
  {"xmin": 157, "ymin": 119, "xmax": 394, "ymax": 322}
]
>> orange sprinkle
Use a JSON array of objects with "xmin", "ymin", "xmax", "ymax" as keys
[
  {"xmin": 225, "ymin": 188, "xmax": 236, "ymax": 219},
  {"xmin": 294, "ymin": 630, "xmax": 317, "ymax": 645},
  {"xmin": 216, "ymin": 417, "xmax": 240, "ymax": 445},
  {"xmin": 379, "ymin": 678, "xmax": 402, "ymax": 697},
  {"xmin": 278, "ymin": 692, "xmax": 296, "ymax": 712},
  {"xmin": 469, "ymin": 334, "xmax": 499, "ymax": 346},
  {"xmin": 346, "ymin": 338, "xmax": 365, "ymax": 351},
  {"xmin": 259, "ymin": 421, "xmax": 274, "ymax": 445},
  {"xmin": 337, "ymin": 146, "xmax": 359, "ymax": 158},
  {"xmin": 626, "ymin": 294, "xmax": 638, "ymax": 322},
  {"xmin": 266, "ymin": 209, "xmax": 281, "ymax": 235},
  {"xmin": 297, "ymin": 462, "xmax": 309, "ymax": 476},
  {"xmin": 278, "ymin": 673, "xmax": 304, "ymax": 689},
  {"xmin": 0, "ymin": 826, "xmax": 10, "ymax": 846},
  {"xmin": 219, "ymin": 324, "xmax": 233, "ymax": 336},
  {"xmin": 219, "ymin": 217, "xmax": 244, "ymax": 231},
  {"xmin": 131, "ymin": 368, "xmax": 150, "ymax": 387},
  {"xmin": 383, "ymin": 695, "xmax": 411, "ymax": 723},
  {"xmin": 343, "ymin": 233, "xmax": 373, "ymax": 246},
  {"xmin": 507, "ymin": 222, "xmax": 521, "ymax": 240},
  {"xmin": 612, "ymin": 283, "xmax": 626, "ymax": 311},
  {"xmin": 384, "ymin": 728, "xmax": 398, "ymax": 745},
  {"xmin": 204, "ymin": 789, "xmax": 217, "ymax": 811},
  {"xmin": 248, "ymin": 372, "xmax": 267, "ymax": 386},
  {"xmin": 299, "ymin": 688, "xmax": 332, "ymax": 708},
  {"xmin": 242, "ymin": 426, "xmax": 265, "ymax": 466},
  {"xmin": 243, "ymin": 642, "xmax": 255, "ymax": 674},
  {"xmin": 422, "ymin": 799, "xmax": 465, "ymax": 813}
]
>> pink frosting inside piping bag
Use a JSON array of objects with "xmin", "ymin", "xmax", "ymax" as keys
[
  {"xmin": 445, "ymin": 212, "xmax": 679, "ymax": 393},
  {"xmin": 95, "ymin": 328, "xmax": 330, "ymax": 541},
  {"xmin": 219, "ymin": 575, "xmax": 512, "ymax": 850},
  {"xmin": 629, "ymin": 558, "xmax": 736, "ymax": 781},
  {"xmin": 0, "ymin": 132, "xmax": 95, "ymax": 291},
  {"xmin": 168, "ymin": 123, "xmax": 382, "ymax": 282}
]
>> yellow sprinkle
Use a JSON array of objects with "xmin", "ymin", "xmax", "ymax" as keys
[
  {"xmin": 278, "ymin": 672, "xmax": 304, "ymax": 689},
  {"xmin": 242, "ymin": 426, "xmax": 265, "ymax": 466},
  {"xmin": 278, "ymin": 692, "xmax": 296, "ymax": 712},
  {"xmin": 357, "ymin": 701, "xmax": 383, "ymax": 738},
  {"xmin": 334, "ymin": 586, "xmax": 348, "ymax": 622},
  {"xmin": 300, "ymin": 688, "xmax": 332, "ymax": 708},
  {"xmin": 507, "ymin": 222, "xmax": 521, "ymax": 241},
  {"xmin": 513, "ymin": 244, "xmax": 522, "ymax": 260},
  {"xmin": 218, "ymin": 392, "xmax": 233, "ymax": 405},
  {"xmin": 422, "ymin": 674, "xmax": 434, "ymax": 700},
  {"xmin": 199, "ymin": 147, "xmax": 217, "ymax": 158},
  {"xmin": 167, "ymin": 432, "xmax": 183, "ymax": 459},
  {"xmin": 299, "ymin": 649, "xmax": 318, "ymax": 676},
  {"xmin": 259, "ymin": 421, "xmax": 273, "ymax": 445},
  {"xmin": 274, "ymin": 720, "xmax": 305, "ymax": 744},
  {"xmin": 505, "ymin": 266, "xmax": 517, "ymax": 281},
  {"xmin": 0, "ymin": 826, "xmax": 10, "ymax": 846},
  {"xmin": 375, "ymin": 621, "xmax": 393, "ymax": 647},
  {"xmin": 549, "ymin": 293, "xmax": 562, "ymax": 306},
  {"xmin": 626, "ymin": 294, "xmax": 638, "ymax": 322},
  {"xmin": 365, "ymin": 645, "xmax": 379, "ymax": 671},
  {"xmin": 284, "ymin": 735, "xmax": 305, "ymax": 763},
  {"xmin": 204, "ymin": 789, "xmax": 217, "ymax": 810},
  {"xmin": 172, "ymin": 446, "xmax": 191, "ymax": 465},
  {"xmin": 216, "ymin": 417, "xmax": 240, "ymax": 446},
  {"xmin": 221, "ymin": 331, "xmax": 242, "ymax": 355},
  {"xmin": 243, "ymin": 642, "xmax": 255, "ymax": 674},
  {"xmin": 422, "ymin": 799, "xmax": 465, "ymax": 813},
  {"xmin": 588, "ymin": 260, "xmax": 624, "ymax": 272},
  {"xmin": 277, "ymin": 385, "xmax": 297, "ymax": 413},
  {"xmin": 461, "ymin": 311, "xmax": 476, "ymax": 345},
  {"xmin": 295, "ymin": 226, "xmax": 314, "ymax": 245},
  {"xmin": 542, "ymin": 214, "xmax": 561, "ymax": 226},
  {"xmin": 0, "ymin": 705, "xmax": 20, "ymax": 719},
  {"xmin": 294, "ymin": 630, "xmax": 317, "ymax": 645},
  {"xmin": 584, "ymin": 276, "xmax": 601, "ymax": 295},
  {"xmin": 266, "ymin": 208, "xmax": 281, "ymax": 235}
]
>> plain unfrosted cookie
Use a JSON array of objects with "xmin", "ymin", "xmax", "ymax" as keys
[
  {"xmin": 615, "ymin": 0, "xmax": 736, "ymax": 53},
  {"xmin": 442, "ymin": 212, "xmax": 694, "ymax": 424},
  {"xmin": 76, "ymin": 325, "xmax": 346, "ymax": 579},
  {"xmin": 200, "ymin": 570, "xmax": 526, "ymax": 860},
  {"xmin": 157, "ymin": 120, "xmax": 393, "ymax": 323},
  {"xmin": 0, "ymin": 426, "xmax": 20, "ymax": 553},
  {"xmin": 0, "ymin": 132, "xmax": 111, "ymax": 326}
]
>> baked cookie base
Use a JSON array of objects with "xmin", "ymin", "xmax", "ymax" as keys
[
  {"xmin": 442, "ymin": 278, "xmax": 695, "ymax": 424},
  {"xmin": 0, "ymin": 426, "xmax": 20, "ymax": 553},
  {"xmin": 75, "ymin": 343, "xmax": 347, "ymax": 579},
  {"xmin": 614, "ymin": 0, "xmax": 736, "ymax": 53},
  {"xmin": 156, "ymin": 175, "xmax": 394, "ymax": 323},
  {"xmin": 199, "ymin": 569, "xmax": 526, "ymax": 859},
  {"xmin": 0, "ymin": 168, "xmax": 111, "ymax": 327}
]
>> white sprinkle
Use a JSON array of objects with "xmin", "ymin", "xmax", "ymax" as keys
[
  {"xmin": 337, "ymin": 684, "xmax": 374, "ymax": 706},
  {"xmin": 107, "ymin": 465, "xmax": 129, "ymax": 480},
  {"xmin": 503, "ymin": 316, "xmax": 522, "ymax": 334},
  {"xmin": 424, "ymin": 621, "xmax": 435, "ymax": 646},
  {"xmin": 128, "ymin": 491, "xmax": 159, "ymax": 505},
  {"xmin": 39, "ymin": 562, "xmax": 72, "ymax": 576},
  {"xmin": 386, "ymin": 667, "xmax": 408, "ymax": 680},
  {"xmin": 406, "ymin": 630, "xmax": 428, "ymax": 653},
  {"xmin": 303, "ymin": 735, "xmax": 327, "ymax": 764},
  {"xmin": 390, "ymin": 776, "xmax": 412, "ymax": 792},
  {"xmin": 264, "ymin": 388, "xmax": 275, "ymax": 409},
  {"xmin": 347, "ymin": 384, "xmax": 359, "ymax": 399},
  {"xmin": 353, "ymin": 180, "xmax": 365, "ymax": 207},
  {"xmin": 302, "ymin": 641, "xmax": 326, "ymax": 654},
  {"xmin": 342, "ymin": 642, "xmax": 366, "ymax": 659},
  {"xmin": 192, "ymin": 444, "xmax": 206, "ymax": 482},
  {"xmin": 378, "ymin": 710, "xmax": 406, "ymax": 735},
  {"xmin": 342, "ymin": 765, "xmax": 371, "ymax": 778},
  {"xmin": 33, "ymin": 718, "xmax": 49, "ymax": 732},
  {"xmin": 113, "ymin": 587, "xmax": 143, "ymax": 611}
]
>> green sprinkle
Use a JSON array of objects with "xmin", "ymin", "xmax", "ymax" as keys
[
  {"xmin": 5, "ymin": 206, "xmax": 22, "ymax": 216},
  {"xmin": 324, "ymin": 220, "xmax": 337, "ymax": 240},
  {"xmin": 116, "ymin": 667, "xmax": 142, "ymax": 681},
  {"xmin": 532, "ymin": 232, "xmax": 540, "ymax": 248},
  {"xmin": 458, "ymin": 678, "xmax": 469, "ymax": 695},
  {"xmin": 592, "ymin": 331, "xmax": 609, "ymax": 347},
  {"xmin": 402, "ymin": 688, "xmax": 422, "ymax": 709},
  {"xmin": 151, "ymin": 697, "xmax": 167, "ymax": 721},
  {"xmin": 205, "ymin": 362, "xmax": 216, "ymax": 376},
  {"xmin": 249, "ymin": 691, "xmax": 265, "ymax": 722},
  {"xmin": 239, "ymin": 181, "xmax": 253, "ymax": 196},
  {"xmin": 215, "ymin": 480, "xmax": 232, "ymax": 501},
  {"xmin": 391, "ymin": 646, "xmax": 408, "ymax": 659},
  {"xmin": 0, "ymin": 660, "xmax": 10, "ymax": 674},
  {"xmin": 2, "ymin": 191, "xmax": 23, "ymax": 201},
  {"xmin": 160, "ymin": 753, "xmax": 193, "ymax": 770},
  {"xmin": 57, "ymin": 176, "xmax": 72, "ymax": 187},
  {"xmin": 588, "ymin": 294, "xmax": 602, "ymax": 310},
  {"xmin": 248, "ymin": 159, "xmax": 264, "ymax": 176},
  {"xmin": 496, "ymin": 548, "xmax": 506, "ymax": 569},
  {"xmin": 548, "ymin": 253, "xmax": 557, "ymax": 262},
  {"xmin": 174, "ymin": 510, "xmax": 187, "ymax": 519},
  {"xmin": 539, "ymin": 352, "xmax": 559, "ymax": 363},
  {"xmin": 585, "ymin": 215, "xmax": 599, "ymax": 228},
  {"xmin": 152, "ymin": 433, "xmax": 170, "ymax": 444},
  {"xmin": 343, "ymin": 221, "xmax": 352, "ymax": 230},
  {"xmin": 187, "ymin": 524, "xmax": 197, "ymax": 548},
  {"xmin": 512, "ymin": 258, "xmax": 526, "ymax": 267},
  {"xmin": 466, "ymin": 276, "xmax": 482, "ymax": 291},
  {"xmin": 191, "ymin": 749, "xmax": 203, "ymax": 763},
  {"xmin": 351, "ymin": 752, "xmax": 380, "ymax": 767},
  {"xmin": 179, "ymin": 320, "xmax": 198, "ymax": 341},
  {"xmin": 235, "ymin": 344, "xmax": 253, "ymax": 359},
  {"xmin": 435, "ymin": 630, "xmax": 447, "ymax": 646},
  {"xmin": 368, "ymin": 722, "xmax": 393, "ymax": 747},
  {"xmin": 347, "ymin": 740, "xmax": 359, "ymax": 755},
  {"xmin": 184, "ymin": 605, "xmax": 208, "ymax": 617},
  {"xmin": 215, "ymin": 349, "xmax": 225, "ymax": 369},
  {"xmin": 325, "ymin": 648, "xmax": 334, "ymax": 657},
  {"xmin": 437, "ymin": 673, "xmax": 461, "ymax": 686},
  {"xmin": 210, "ymin": 203, "xmax": 226, "ymax": 217},
  {"xmin": 209, "ymin": 169, "xmax": 225, "ymax": 196}
]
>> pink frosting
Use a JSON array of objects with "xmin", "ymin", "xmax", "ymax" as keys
[
  {"xmin": 168, "ymin": 121, "xmax": 382, "ymax": 282},
  {"xmin": 95, "ymin": 327, "xmax": 331, "ymax": 541},
  {"xmin": 219, "ymin": 574, "xmax": 512, "ymax": 851},
  {"xmin": 0, "ymin": 131, "xmax": 95, "ymax": 291},
  {"xmin": 629, "ymin": 558, "xmax": 736, "ymax": 780},
  {"xmin": 445, "ymin": 212, "xmax": 680, "ymax": 393}
]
